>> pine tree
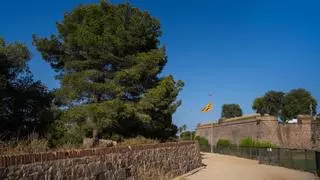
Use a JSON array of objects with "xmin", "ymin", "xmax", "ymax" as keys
[{"xmin": 33, "ymin": 1, "xmax": 183, "ymax": 140}]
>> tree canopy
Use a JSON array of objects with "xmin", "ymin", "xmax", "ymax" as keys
[
  {"xmin": 33, "ymin": 1, "xmax": 183, "ymax": 142},
  {"xmin": 221, "ymin": 104, "xmax": 243, "ymax": 119},
  {"xmin": 283, "ymin": 89, "xmax": 317, "ymax": 119},
  {"xmin": 253, "ymin": 89, "xmax": 317, "ymax": 120},
  {"xmin": 0, "ymin": 37, "xmax": 53, "ymax": 139},
  {"xmin": 252, "ymin": 91, "xmax": 284, "ymax": 116}
]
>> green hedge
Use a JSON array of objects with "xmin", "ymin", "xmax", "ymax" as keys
[
  {"xmin": 240, "ymin": 137, "xmax": 277, "ymax": 148},
  {"xmin": 216, "ymin": 139, "xmax": 232, "ymax": 148},
  {"xmin": 195, "ymin": 136, "xmax": 210, "ymax": 151}
]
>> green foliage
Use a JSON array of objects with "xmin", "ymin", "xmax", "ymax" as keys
[
  {"xmin": 253, "ymin": 89, "xmax": 317, "ymax": 120},
  {"xmin": 240, "ymin": 137, "xmax": 277, "ymax": 148},
  {"xmin": 255, "ymin": 141, "xmax": 277, "ymax": 148},
  {"xmin": 240, "ymin": 137, "xmax": 256, "ymax": 147},
  {"xmin": 252, "ymin": 91, "xmax": 284, "ymax": 117},
  {"xmin": 221, "ymin": 104, "xmax": 243, "ymax": 119},
  {"xmin": 178, "ymin": 124, "xmax": 187, "ymax": 138},
  {"xmin": 283, "ymin": 89, "xmax": 317, "ymax": 120},
  {"xmin": 47, "ymin": 119, "xmax": 84, "ymax": 148},
  {"xmin": 216, "ymin": 139, "xmax": 232, "ymax": 148},
  {"xmin": 180, "ymin": 131, "xmax": 195, "ymax": 140},
  {"xmin": 0, "ymin": 37, "xmax": 53, "ymax": 140},
  {"xmin": 33, "ymin": 2, "xmax": 183, "ymax": 141},
  {"xmin": 195, "ymin": 136, "xmax": 210, "ymax": 149}
]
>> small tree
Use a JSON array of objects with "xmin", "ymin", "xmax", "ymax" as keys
[
  {"xmin": 221, "ymin": 104, "xmax": 243, "ymax": 119},
  {"xmin": 283, "ymin": 88, "xmax": 317, "ymax": 120},
  {"xmin": 252, "ymin": 91, "xmax": 284, "ymax": 117},
  {"xmin": 178, "ymin": 124, "xmax": 187, "ymax": 139},
  {"xmin": 180, "ymin": 131, "xmax": 195, "ymax": 140}
]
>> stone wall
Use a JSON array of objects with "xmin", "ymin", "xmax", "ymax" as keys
[
  {"xmin": 196, "ymin": 114, "xmax": 316, "ymax": 149},
  {"xmin": 0, "ymin": 141, "xmax": 201, "ymax": 180}
]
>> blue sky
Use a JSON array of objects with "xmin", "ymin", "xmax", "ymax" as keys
[{"xmin": 1, "ymin": 0, "xmax": 319, "ymax": 131}]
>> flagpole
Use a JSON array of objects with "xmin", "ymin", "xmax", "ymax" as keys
[
  {"xmin": 211, "ymin": 119, "xmax": 213, "ymax": 153},
  {"xmin": 201, "ymin": 96, "xmax": 214, "ymax": 153},
  {"xmin": 210, "ymin": 93, "xmax": 214, "ymax": 153}
]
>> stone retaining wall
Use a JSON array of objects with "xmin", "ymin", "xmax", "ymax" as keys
[{"xmin": 0, "ymin": 141, "xmax": 201, "ymax": 180}]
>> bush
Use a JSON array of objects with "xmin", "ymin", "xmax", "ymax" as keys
[
  {"xmin": 216, "ymin": 139, "xmax": 232, "ymax": 148},
  {"xmin": 120, "ymin": 136, "xmax": 159, "ymax": 146},
  {"xmin": 48, "ymin": 121, "xmax": 84, "ymax": 148},
  {"xmin": 240, "ymin": 137, "xmax": 255, "ymax": 147},
  {"xmin": 195, "ymin": 136, "xmax": 210, "ymax": 151},
  {"xmin": 255, "ymin": 141, "xmax": 277, "ymax": 148},
  {"xmin": 240, "ymin": 137, "xmax": 277, "ymax": 148}
]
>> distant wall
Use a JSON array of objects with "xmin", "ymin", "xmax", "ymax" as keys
[
  {"xmin": 0, "ymin": 142, "xmax": 201, "ymax": 180},
  {"xmin": 196, "ymin": 114, "xmax": 316, "ymax": 149}
]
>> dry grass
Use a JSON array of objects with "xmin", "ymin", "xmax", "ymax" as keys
[
  {"xmin": 0, "ymin": 138, "xmax": 49, "ymax": 155},
  {"xmin": 0, "ymin": 135, "xmax": 161, "ymax": 155},
  {"xmin": 119, "ymin": 136, "xmax": 159, "ymax": 146}
]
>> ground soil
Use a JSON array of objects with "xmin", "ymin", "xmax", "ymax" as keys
[{"xmin": 186, "ymin": 153, "xmax": 318, "ymax": 180}]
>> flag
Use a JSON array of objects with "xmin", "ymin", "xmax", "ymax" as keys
[{"xmin": 201, "ymin": 103, "xmax": 213, "ymax": 112}]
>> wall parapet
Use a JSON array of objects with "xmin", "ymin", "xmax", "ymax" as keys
[
  {"xmin": 196, "ymin": 114, "xmax": 316, "ymax": 150},
  {"xmin": 197, "ymin": 114, "xmax": 276, "ymax": 129}
]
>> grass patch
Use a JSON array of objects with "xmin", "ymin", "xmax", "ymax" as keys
[{"xmin": 119, "ymin": 136, "xmax": 159, "ymax": 146}]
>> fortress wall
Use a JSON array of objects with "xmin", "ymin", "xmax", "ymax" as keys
[{"xmin": 196, "ymin": 114, "xmax": 314, "ymax": 149}]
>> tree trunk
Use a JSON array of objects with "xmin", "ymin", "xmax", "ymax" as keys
[{"xmin": 92, "ymin": 128, "xmax": 99, "ymax": 147}]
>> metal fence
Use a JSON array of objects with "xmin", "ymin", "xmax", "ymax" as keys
[{"xmin": 201, "ymin": 145, "xmax": 318, "ymax": 174}]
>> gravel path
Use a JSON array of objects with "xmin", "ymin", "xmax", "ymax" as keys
[{"xmin": 186, "ymin": 153, "xmax": 318, "ymax": 180}]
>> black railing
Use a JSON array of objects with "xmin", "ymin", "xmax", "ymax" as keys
[{"xmin": 201, "ymin": 145, "xmax": 318, "ymax": 174}]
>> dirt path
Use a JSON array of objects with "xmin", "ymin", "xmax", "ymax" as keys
[{"xmin": 186, "ymin": 153, "xmax": 318, "ymax": 180}]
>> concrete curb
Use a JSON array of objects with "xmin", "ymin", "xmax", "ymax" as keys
[{"xmin": 173, "ymin": 166, "xmax": 206, "ymax": 180}]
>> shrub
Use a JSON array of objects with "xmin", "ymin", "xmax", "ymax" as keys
[
  {"xmin": 255, "ymin": 141, "xmax": 277, "ymax": 148},
  {"xmin": 0, "ymin": 135, "xmax": 49, "ymax": 155},
  {"xmin": 240, "ymin": 137, "xmax": 277, "ymax": 148},
  {"xmin": 194, "ymin": 136, "xmax": 210, "ymax": 150},
  {"xmin": 240, "ymin": 137, "xmax": 256, "ymax": 147},
  {"xmin": 48, "ymin": 121, "xmax": 84, "ymax": 148},
  {"xmin": 216, "ymin": 139, "xmax": 232, "ymax": 148}
]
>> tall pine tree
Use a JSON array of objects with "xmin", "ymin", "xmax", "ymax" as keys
[{"xmin": 34, "ymin": 1, "xmax": 183, "ymax": 140}]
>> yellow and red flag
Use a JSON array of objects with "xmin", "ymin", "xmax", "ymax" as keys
[{"xmin": 201, "ymin": 102, "xmax": 213, "ymax": 112}]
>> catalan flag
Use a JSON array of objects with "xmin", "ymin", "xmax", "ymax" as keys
[{"xmin": 201, "ymin": 103, "xmax": 213, "ymax": 112}]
